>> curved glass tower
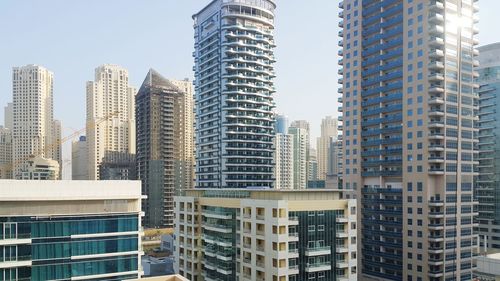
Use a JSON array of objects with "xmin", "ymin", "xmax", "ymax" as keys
[{"xmin": 193, "ymin": 0, "xmax": 276, "ymax": 189}]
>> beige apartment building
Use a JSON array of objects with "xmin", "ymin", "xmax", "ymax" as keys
[
  {"xmin": 86, "ymin": 64, "xmax": 136, "ymax": 180},
  {"xmin": 338, "ymin": 0, "xmax": 479, "ymax": 280},
  {"xmin": 175, "ymin": 189, "xmax": 357, "ymax": 281}
]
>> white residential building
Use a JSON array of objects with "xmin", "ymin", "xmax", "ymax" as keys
[
  {"xmin": 316, "ymin": 116, "xmax": 338, "ymax": 180},
  {"xmin": 12, "ymin": 65, "xmax": 61, "ymax": 178},
  {"xmin": 289, "ymin": 126, "xmax": 307, "ymax": 189},
  {"xmin": 274, "ymin": 133, "xmax": 293, "ymax": 189},
  {"xmin": 0, "ymin": 127, "xmax": 12, "ymax": 179},
  {"xmin": 72, "ymin": 135, "xmax": 89, "ymax": 180},
  {"xmin": 4, "ymin": 102, "xmax": 13, "ymax": 129},
  {"xmin": 86, "ymin": 64, "xmax": 136, "ymax": 180},
  {"xmin": 21, "ymin": 155, "xmax": 60, "ymax": 180},
  {"xmin": 193, "ymin": 0, "xmax": 276, "ymax": 188}
]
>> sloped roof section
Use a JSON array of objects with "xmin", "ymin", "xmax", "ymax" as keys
[{"xmin": 140, "ymin": 68, "xmax": 182, "ymax": 93}]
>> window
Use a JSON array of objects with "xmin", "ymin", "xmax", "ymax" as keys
[
  {"xmin": 318, "ymin": 225, "xmax": 325, "ymax": 232},
  {"xmin": 308, "ymin": 225, "xmax": 315, "ymax": 232}
]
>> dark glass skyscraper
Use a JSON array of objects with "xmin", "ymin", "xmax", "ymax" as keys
[{"xmin": 136, "ymin": 69, "xmax": 194, "ymax": 228}]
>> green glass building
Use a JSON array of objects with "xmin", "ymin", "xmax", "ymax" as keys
[{"xmin": 0, "ymin": 180, "xmax": 143, "ymax": 281}]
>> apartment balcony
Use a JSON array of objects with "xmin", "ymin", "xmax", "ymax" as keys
[
  {"xmin": 339, "ymin": 11, "xmax": 344, "ymax": 18},
  {"xmin": 288, "ymin": 248, "xmax": 299, "ymax": 258},
  {"xmin": 336, "ymin": 215, "xmax": 349, "ymax": 223},
  {"xmin": 429, "ymin": 73, "xmax": 445, "ymax": 82},
  {"xmin": 428, "ymin": 132, "xmax": 444, "ymax": 140},
  {"xmin": 289, "ymin": 264, "xmax": 299, "ymax": 275},
  {"xmin": 338, "ymin": 1, "xmax": 343, "ymax": 8},
  {"xmin": 430, "ymin": 1, "xmax": 445, "ymax": 11},
  {"xmin": 428, "ymin": 211, "xmax": 445, "ymax": 218},
  {"xmin": 428, "ymin": 156, "xmax": 445, "ymax": 163},
  {"xmin": 428, "ymin": 109, "xmax": 445, "ymax": 117},
  {"xmin": 429, "ymin": 97, "xmax": 444, "ymax": 105},
  {"xmin": 338, "ymin": 30, "xmax": 344, "ymax": 37},
  {"xmin": 306, "ymin": 262, "xmax": 332, "ymax": 272},
  {"xmin": 429, "ymin": 13, "xmax": 444, "ymax": 23},
  {"xmin": 428, "ymin": 168, "xmax": 445, "ymax": 175},
  {"xmin": 429, "ymin": 62, "xmax": 445, "ymax": 71},
  {"xmin": 336, "ymin": 245, "xmax": 349, "ymax": 253},
  {"xmin": 203, "ymin": 209, "xmax": 233, "ymax": 220},
  {"xmin": 430, "ymin": 49, "xmax": 445, "ymax": 58},
  {"xmin": 305, "ymin": 246, "xmax": 331, "ymax": 256},
  {"xmin": 429, "ymin": 86, "xmax": 444, "ymax": 93},
  {"xmin": 429, "ymin": 25, "xmax": 444, "ymax": 35},
  {"xmin": 428, "ymin": 256, "xmax": 444, "ymax": 265},
  {"xmin": 336, "ymin": 260, "xmax": 349, "ymax": 268},
  {"xmin": 428, "ymin": 245, "xmax": 444, "ymax": 253},
  {"xmin": 289, "ymin": 232, "xmax": 299, "ymax": 241},
  {"xmin": 336, "ymin": 231, "xmax": 348, "ymax": 238},
  {"xmin": 338, "ymin": 20, "xmax": 344, "ymax": 28},
  {"xmin": 428, "ymin": 222, "xmax": 444, "ymax": 230},
  {"xmin": 428, "ymin": 121, "xmax": 445, "ymax": 128},
  {"xmin": 338, "ymin": 58, "xmax": 343, "ymax": 65}
]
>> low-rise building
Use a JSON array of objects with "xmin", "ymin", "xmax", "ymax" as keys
[
  {"xmin": 474, "ymin": 253, "xmax": 500, "ymax": 281},
  {"xmin": 175, "ymin": 189, "xmax": 357, "ymax": 281},
  {"xmin": 0, "ymin": 180, "xmax": 143, "ymax": 280},
  {"xmin": 20, "ymin": 155, "xmax": 60, "ymax": 180}
]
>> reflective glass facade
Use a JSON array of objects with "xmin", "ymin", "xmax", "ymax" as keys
[
  {"xmin": 0, "ymin": 215, "xmax": 140, "ymax": 281},
  {"xmin": 476, "ymin": 43, "xmax": 500, "ymax": 250}
]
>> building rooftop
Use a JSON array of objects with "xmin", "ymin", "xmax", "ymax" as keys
[
  {"xmin": 130, "ymin": 275, "xmax": 189, "ymax": 281},
  {"xmin": 180, "ymin": 188, "xmax": 343, "ymax": 200},
  {"xmin": 0, "ymin": 180, "xmax": 142, "ymax": 201}
]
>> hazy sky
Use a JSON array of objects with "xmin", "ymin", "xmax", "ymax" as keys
[{"xmin": 0, "ymin": 0, "xmax": 498, "ymax": 177}]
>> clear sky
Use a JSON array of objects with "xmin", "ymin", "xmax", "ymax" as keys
[{"xmin": 0, "ymin": 0, "xmax": 498, "ymax": 177}]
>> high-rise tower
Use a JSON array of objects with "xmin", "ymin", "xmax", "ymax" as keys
[
  {"xmin": 135, "ymin": 69, "xmax": 195, "ymax": 228},
  {"xmin": 12, "ymin": 65, "xmax": 61, "ymax": 178},
  {"xmin": 86, "ymin": 64, "xmax": 136, "ymax": 180},
  {"xmin": 476, "ymin": 42, "xmax": 500, "ymax": 251},
  {"xmin": 339, "ymin": 0, "xmax": 479, "ymax": 279},
  {"xmin": 317, "ymin": 116, "xmax": 339, "ymax": 180},
  {"xmin": 193, "ymin": 0, "xmax": 276, "ymax": 189}
]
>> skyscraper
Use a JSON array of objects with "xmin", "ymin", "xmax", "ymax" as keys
[
  {"xmin": 170, "ymin": 78, "xmax": 195, "ymax": 192},
  {"xmin": 274, "ymin": 132, "xmax": 293, "ymax": 189},
  {"xmin": 339, "ymin": 0, "xmax": 479, "ymax": 279},
  {"xmin": 308, "ymin": 147, "xmax": 319, "ymax": 182},
  {"xmin": 193, "ymin": 0, "xmax": 276, "ymax": 189},
  {"xmin": 12, "ymin": 65, "xmax": 61, "ymax": 178},
  {"xmin": 291, "ymin": 120, "xmax": 311, "ymax": 181},
  {"xmin": 317, "ymin": 116, "xmax": 338, "ymax": 180},
  {"xmin": 86, "ymin": 64, "xmax": 136, "ymax": 180},
  {"xmin": 135, "ymin": 69, "xmax": 194, "ymax": 228},
  {"xmin": 326, "ymin": 136, "xmax": 343, "ymax": 189},
  {"xmin": 275, "ymin": 113, "xmax": 289, "ymax": 134},
  {"xmin": 0, "ymin": 126, "xmax": 12, "ymax": 179},
  {"xmin": 72, "ymin": 136, "xmax": 89, "ymax": 180},
  {"xmin": 476, "ymin": 42, "xmax": 500, "ymax": 251},
  {"xmin": 289, "ymin": 126, "xmax": 307, "ymax": 189},
  {"xmin": 4, "ymin": 102, "xmax": 13, "ymax": 130}
]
